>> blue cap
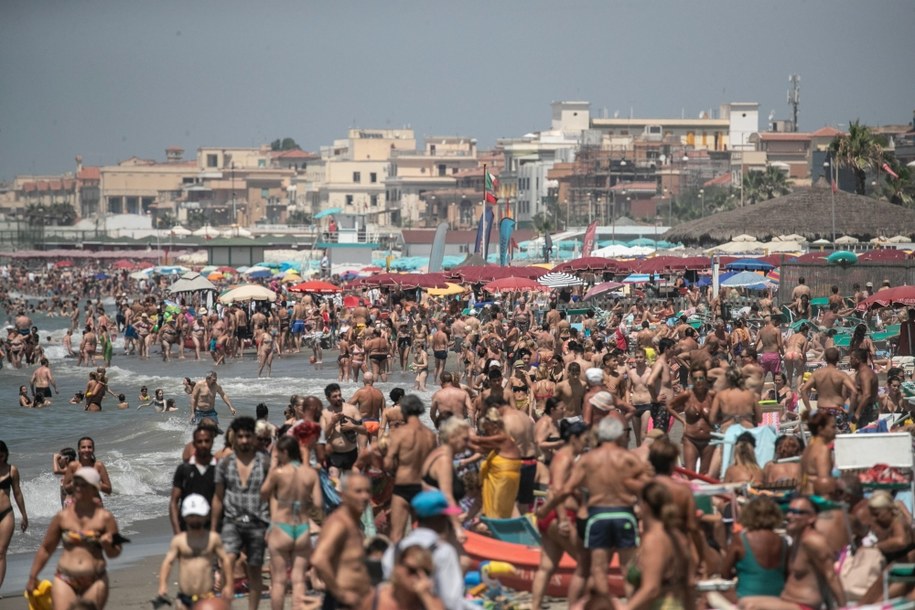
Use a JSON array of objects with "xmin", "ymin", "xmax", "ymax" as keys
[{"xmin": 411, "ymin": 490, "xmax": 461, "ymax": 518}]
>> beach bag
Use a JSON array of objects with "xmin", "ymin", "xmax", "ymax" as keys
[{"xmin": 839, "ymin": 546, "xmax": 884, "ymax": 601}]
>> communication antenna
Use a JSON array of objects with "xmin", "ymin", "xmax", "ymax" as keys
[
  {"xmin": 768, "ymin": 110, "xmax": 776, "ymax": 131},
  {"xmin": 787, "ymin": 74, "xmax": 800, "ymax": 132}
]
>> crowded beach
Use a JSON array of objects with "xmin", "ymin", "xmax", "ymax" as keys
[{"xmin": 2, "ymin": 246, "xmax": 915, "ymax": 610}]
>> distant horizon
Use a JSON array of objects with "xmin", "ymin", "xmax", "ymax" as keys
[{"xmin": 2, "ymin": 0, "xmax": 913, "ymax": 180}]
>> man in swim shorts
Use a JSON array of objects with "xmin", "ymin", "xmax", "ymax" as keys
[
  {"xmin": 190, "ymin": 371, "xmax": 237, "ymax": 427},
  {"xmin": 537, "ymin": 417, "xmax": 649, "ymax": 598}
]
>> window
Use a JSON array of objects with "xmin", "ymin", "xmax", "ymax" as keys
[
  {"xmin": 345, "ymin": 195, "xmax": 354, "ymax": 206},
  {"xmin": 438, "ymin": 164, "xmax": 446, "ymax": 177},
  {"xmin": 370, "ymin": 195, "xmax": 378, "ymax": 207},
  {"xmin": 261, "ymin": 188, "xmax": 269, "ymax": 198},
  {"xmin": 370, "ymin": 172, "xmax": 377, "ymax": 183},
  {"xmin": 430, "ymin": 145, "xmax": 436, "ymax": 156},
  {"xmin": 206, "ymin": 154, "xmax": 218, "ymax": 168},
  {"xmin": 258, "ymin": 159, "xmax": 266, "ymax": 168},
  {"xmin": 353, "ymin": 172, "xmax": 361, "ymax": 183}
]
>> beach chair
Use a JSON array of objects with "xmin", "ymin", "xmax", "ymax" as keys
[
  {"xmin": 885, "ymin": 564, "xmax": 915, "ymax": 601},
  {"xmin": 480, "ymin": 516, "xmax": 542, "ymax": 546}
]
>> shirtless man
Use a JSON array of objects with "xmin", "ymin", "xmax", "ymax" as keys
[
  {"xmin": 366, "ymin": 329, "xmax": 390, "ymax": 382},
  {"xmin": 384, "ymin": 395, "xmax": 437, "ymax": 542},
  {"xmin": 495, "ymin": 396, "xmax": 538, "ymax": 514},
  {"xmin": 850, "ymin": 347, "xmax": 879, "ymax": 428},
  {"xmin": 646, "ymin": 338, "xmax": 676, "ymax": 432},
  {"xmin": 30, "ymin": 357, "xmax": 58, "ymax": 406},
  {"xmin": 628, "ymin": 349, "xmax": 654, "ymax": 444},
  {"xmin": 537, "ymin": 417, "xmax": 649, "ymax": 598},
  {"xmin": 431, "ymin": 323, "xmax": 450, "ymax": 381},
  {"xmin": 739, "ymin": 496, "xmax": 846, "ymax": 610},
  {"xmin": 755, "ymin": 316, "xmax": 784, "ymax": 382},
  {"xmin": 430, "ymin": 372, "xmax": 474, "ymax": 428},
  {"xmin": 554, "ymin": 362, "xmax": 586, "ymax": 417},
  {"xmin": 321, "ymin": 383, "xmax": 365, "ymax": 474},
  {"xmin": 799, "ymin": 347, "xmax": 857, "ymax": 432},
  {"xmin": 190, "ymin": 371, "xmax": 238, "ymax": 427},
  {"xmin": 349, "ymin": 372, "xmax": 385, "ymax": 437},
  {"xmin": 291, "ymin": 299, "xmax": 308, "ymax": 352},
  {"xmin": 311, "ymin": 473, "xmax": 373, "ymax": 609},
  {"xmin": 158, "ymin": 494, "xmax": 232, "ymax": 608}
]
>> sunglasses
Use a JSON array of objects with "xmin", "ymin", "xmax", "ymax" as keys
[{"xmin": 785, "ymin": 508, "xmax": 813, "ymax": 516}]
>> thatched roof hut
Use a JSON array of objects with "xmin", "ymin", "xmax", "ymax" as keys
[{"xmin": 664, "ymin": 187, "xmax": 915, "ymax": 246}]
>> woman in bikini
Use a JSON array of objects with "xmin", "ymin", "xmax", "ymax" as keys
[
  {"xmin": 349, "ymin": 336, "xmax": 366, "ymax": 382},
  {"xmin": 260, "ymin": 434, "xmax": 322, "ymax": 610},
  {"xmin": 532, "ymin": 367, "xmax": 557, "ymax": 420},
  {"xmin": 783, "ymin": 324, "xmax": 810, "ymax": 389},
  {"xmin": 0, "ymin": 440, "xmax": 29, "ymax": 592},
  {"xmin": 336, "ymin": 334, "xmax": 351, "ymax": 382},
  {"xmin": 412, "ymin": 341, "xmax": 429, "ymax": 391},
  {"xmin": 27, "ymin": 467, "xmax": 122, "ymax": 609},
  {"xmin": 882, "ymin": 375, "xmax": 906, "ymax": 414},
  {"xmin": 667, "ymin": 364, "xmax": 714, "ymax": 475}
]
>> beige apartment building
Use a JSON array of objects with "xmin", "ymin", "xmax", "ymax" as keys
[
  {"xmin": 385, "ymin": 136, "xmax": 480, "ymax": 226},
  {"xmin": 299, "ymin": 129, "xmax": 415, "ymax": 224}
]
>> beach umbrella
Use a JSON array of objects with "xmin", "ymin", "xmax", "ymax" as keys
[
  {"xmin": 858, "ymin": 249, "xmax": 908, "ymax": 262},
  {"xmin": 154, "ymin": 265, "xmax": 190, "ymax": 276},
  {"xmin": 622, "ymin": 273, "xmax": 658, "ymax": 284},
  {"xmin": 826, "ymin": 251, "xmax": 858, "ymax": 267},
  {"xmin": 313, "ymin": 208, "xmax": 342, "ymax": 220},
  {"xmin": 218, "ymin": 284, "xmax": 277, "ymax": 304},
  {"xmin": 169, "ymin": 225, "xmax": 192, "ymax": 236},
  {"xmin": 887, "ymin": 235, "xmax": 911, "ymax": 244},
  {"xmin": 207, "ymin": 272, "xmax": 224, "ymax": 281},
  {"xmin": 244, "ymin": 266, "xmax": 273, "ymax": 279},
  {"xmin": 553, "ymin": 257, "xmax": 620, "ymax": 273},
  {"xmin": 94, "ymin": 272, "xmax": 110, "ymax": 280},
  {"xmin": 628, "ymin": 237, "xmax": 657, "ymax": 247},
  {"xmin": 538, "ymin": 272, "xmax": 585, "ymax": 289},
  {"xmin": 129, "ymin": 269, "xmax": 153, "ymax": 280},
  {"xmin": 191, "ymin": 225, "xmax": 220, "ymax": 238},
  {"xmin": 111, "ymin": 259, "xmax": 135, "ymax": 270},
  {"xmin": 835, "ymin": 235, "xmax": 859, "ymax": 245},
  {"xmin": 392, "ymin": 273, "xmax": 450, "ymax": 290},
  {"xmin": 53, "ymin": 259, "xmax": 74, "ymax": 268},
  {"xmin": 288, "ymin": 280, "xmax": 341, "ymax": 294},
  {"xmin": 584, "ymin": 281, "xmax": 625, "ymax": 300},
  {"xmin": 725, "ymin": 258, "xmax": 775, "ymax": 272},
  {"xmin": 482, "ymin": 277, "xmax": 546, "ymax": 293},
  {"xmin": 426, "ymin": 282, "xmax": 467, "ymax": 296},
  {"xmin": 721, "ymin": 271, "xmax": 771, "ymax": 289},
  {"xmin": 856, "ymin": 286, "xmax": 915, "ymax": 311},
  {"xmin": 168, "ymin": 272, "xmax": 217, "ymax": 294}
]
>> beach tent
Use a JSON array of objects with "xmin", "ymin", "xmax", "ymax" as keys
[{"xmin": 168, "ymin": 272, "xmax": 217, "ymax": 294}]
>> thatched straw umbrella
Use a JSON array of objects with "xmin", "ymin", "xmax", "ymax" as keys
[{"xmin": 663, "ymin": 187, "xmax": 915, "ymax": 246}]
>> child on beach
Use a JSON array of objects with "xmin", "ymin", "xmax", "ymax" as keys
[
  {"xmin": 157, "ymin": 494, "xmax": 232, "ymax": 609},
  {"xmin": 138, "ymin": 386, "xmax": 152, "ymax": 406}
]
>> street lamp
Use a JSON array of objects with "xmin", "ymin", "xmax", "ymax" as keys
[
  {"xmin": 663, "ymin": 187, "xmax": 671, "ymax": 227},
  {"xmin": 824, "ymin": 159, "xmax": 836, "ymax": 243},
  {"xmin": 699, "ymin": 188, "xmax": 705, "ymax": 217},
  {"xmin": 230, "ymin": 162, "xmax": 237, "ymax": 227}
]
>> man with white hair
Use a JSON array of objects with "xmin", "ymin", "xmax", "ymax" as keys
[{"xmin": 536, "ymin": 416, "xmax": 649, "ymax": 598}]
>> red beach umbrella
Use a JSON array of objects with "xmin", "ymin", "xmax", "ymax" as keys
[
  {"xmin": 288, "ymin": 280, "xmax": 341, "ymax": 294},
  {"xmin": 482, "ymin": 277, "xmax": 547, "ymax": 293}
]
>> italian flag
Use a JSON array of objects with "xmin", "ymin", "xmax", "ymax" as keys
[{"xmin": 485, "ymin": 170, "xmax": 499, "ymax": 204}]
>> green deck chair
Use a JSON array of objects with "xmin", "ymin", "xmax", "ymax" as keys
[{"xmin": 480, "ymin": 516, "xmax": 542, "ymax": 546}]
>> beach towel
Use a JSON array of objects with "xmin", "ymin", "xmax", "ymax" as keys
[
  {"xmin": 480, "ymin": 451, "xmax": 521, "ymax": 518},
  {"xmin": 719, "ymin": 425, "xmax": 778, "ymax": 480}
]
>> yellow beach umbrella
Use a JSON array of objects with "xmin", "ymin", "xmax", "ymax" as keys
[
  {"xmin": 531, "ymin": 262, "xmax": 554, "ymax": 270},
  {"xmin": 426, "ymin": 282, "xmax": 467, "ymax": 296}
]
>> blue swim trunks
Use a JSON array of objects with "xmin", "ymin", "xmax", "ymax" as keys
[{"xmin": 584, "ymin": 505, "xmax": 639, "ymax": 550}]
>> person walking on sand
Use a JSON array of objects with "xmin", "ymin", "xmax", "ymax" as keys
[
  {"xmin": 0, "ymin": 440, "xmax": 29, "ymax": 593},
  {"xmin": 157, "ymin": 494, "xmax": 232, "ymax": 609}
]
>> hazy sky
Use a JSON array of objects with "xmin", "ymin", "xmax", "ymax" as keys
[{"xmin": 2, "ymin": 0, "xmax": 913, "ymax": 180}]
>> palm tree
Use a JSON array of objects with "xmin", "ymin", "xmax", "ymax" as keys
[
  {"xmin": 829, "ymin": 120, "xmax": 886, "ymax": 195},
  {"xmin": 759, "ymin": 165, "xmax": 792, "ymax": 200},
  {"xmin": 742, "ymin": 170, "xmax": 766, "ymax": 205},
  {"xmin": 875, "ymin": 157, "xmax": 915, "ymax": 208}
]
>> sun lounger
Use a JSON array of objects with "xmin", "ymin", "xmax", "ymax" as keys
[{"xmin": 480, "ymin": 516, "xmax": 542, "ymax": 546}]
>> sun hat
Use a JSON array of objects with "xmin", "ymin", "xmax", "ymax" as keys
[{"xmin": 73, "ymin": 467, "xmax": 101, "ymax": 490}]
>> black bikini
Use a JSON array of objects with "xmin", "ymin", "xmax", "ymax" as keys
[
  {"xmin": 0, "ymin": 476, "xmax": 15, "ymax": 522},
  {"xmin": 422, "ymin": 457, "xmax": 466, "ymax": 501}
]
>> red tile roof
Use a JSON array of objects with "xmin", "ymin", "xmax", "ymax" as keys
[
  {"xmin": 273, "ymin": 149, "xmax": 314, "ymax": 159},
  {"xmin": 703, "ymin": 172, "xmax": 733, "ymax": 187},
  {"xmin": 609, "ymin": 181, "xmax": 657, "ymax": 193},
  {"xmin": 759, "ymin": 132, "xmax": 811, "ymax": 141},
  {"xmin": 811, "ymin": 126, "xmax": 844, "ymax": 138},
  {"xmin": 77, "ymin": 167, "xmax": 101, "ymax": 180}
]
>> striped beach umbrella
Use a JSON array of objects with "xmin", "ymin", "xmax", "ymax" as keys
[{"xmin": 538, "ymin": 272, "xmax": 584, "ymax": 288}]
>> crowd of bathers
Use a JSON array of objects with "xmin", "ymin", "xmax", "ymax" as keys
[{"xmin": 3, "ymin": 261, "xmax": 915, "ymax": 608}]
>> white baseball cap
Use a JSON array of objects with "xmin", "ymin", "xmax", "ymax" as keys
[{"xmin": 181, "ymin": 493, "xmax": 210, "ymax": 517}]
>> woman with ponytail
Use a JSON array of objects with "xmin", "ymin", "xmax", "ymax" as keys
[
  {"xmin": 620, "ymin": 481, "xmax": 694, "ymax": 610},
  {"xmin": 724, "ymin": 432, "xmax": 763, "ymax": 485}
]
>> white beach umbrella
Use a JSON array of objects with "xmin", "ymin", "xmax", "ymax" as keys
[
  {"xmin": 169, "ymin": 225, "xmax": 191, "ymax": 236},
  {"xmin": 538, "ymin": 272, "xmax": 585, "ymax": 288}
]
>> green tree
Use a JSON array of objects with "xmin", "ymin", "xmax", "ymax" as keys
[
  {"xmin": 531, "ymin": 211, "xmax": 557, "ymax": 235},
  {"xmin": 186, "ymin": 209, "xmax": 205, "ymax": 229},
  {"xmin": 155, "ymin": 212, "xmax": 176, "ymax": 229},
  {"xmin": 829, "ymin": 120, "xmax": 887, "ymax": 195},
  {"xmin": 875, "ymin": 157, "xmax": 915, "ymax": 207},
  {"xmin": 48, "ymin": 202, "xmax": 78, "ymax": 225},
  {"xmin": 270, "ymin": 137, "xmax": 301, "ymax": 151}
]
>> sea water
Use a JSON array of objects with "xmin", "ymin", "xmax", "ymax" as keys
[{"xmin": 0, "ymin": 309, "xmax": 437, "ymax": 561}]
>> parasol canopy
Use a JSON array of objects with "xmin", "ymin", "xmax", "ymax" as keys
[
  {"xmin": 168, "ymin": 272, "xmax": 217, "ymax": 294},
  {"xmin": 426, "ymin": 282, "xmax": 467, "ymax": 296},
  {"xmin": 826, "ymin": 251, "xmax": 859, "ymax": 267},
  {"xmin": 482, "ymin": 277, "xmax": 547, "ymax": 293},
  {"xmin": 720, "ymin": 271, "xmax": 772, "ymax": 289},
  {"xmin": 169, "ymin": 225, "xmax": 192, "ymax": 236},
  {"xmin": 538, "ymin": 272, "xmax": 585, "ymax": 289},
  {"xmin": 288, "ymin": 280, "xmax": 341, "ymax": 294},
  {"xmin": 726, "ymin": 258, "xmax": 775, "ymax": 272},
  {"xmin": 218, "ymin": 284, "xmax": 277, "ymax": 304},
  {"xmin": 856, "ymin": 286, "xmax": 915, "ymax": 311},
  {"xmin": 584, "ymin": 281, "xmax": 625, "ymax": 300},
  {"xmin": 553, "ymin": 257, "xmax": 619, "ymax": 273}
]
